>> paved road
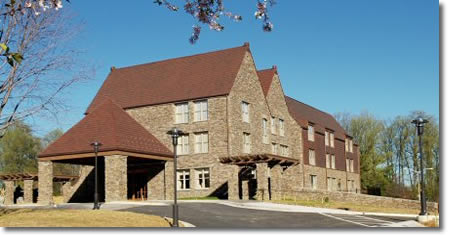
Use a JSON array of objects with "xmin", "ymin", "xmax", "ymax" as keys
[{"xmin": 121, "ymin": 202, "xmax": 368, "ymax": 228}]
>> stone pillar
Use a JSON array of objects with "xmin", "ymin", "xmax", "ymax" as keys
[
  {"xmin": 270, "ymin": 165, "xmax": 282, "ymax": 201},
  {"xmin": 147, "ymin": 164, "xmax": 165, "ymax": 200},
  {"xmin": 164, "ymin": 161, "xmax": 174, "ymax": 200},
  {"xmin": 23, "ymin": 180, "xmax": 34, "ymax": 204},
  {"xmin": 227, "ymin": 165, "xmax": 240, "ymax": 200},
  {"xmin": 3, "ymin": 181, "xmax": 14, "ymax": 205},
  {"xmin": 38, "ymin": 161, "xmax": 53, "ymax": 205},
  {"xmin": 62, "ymin": 182, "xmax": 72, "ymax": 203},
  {"xmin": 104, "ymin": 155, "xmax": 127, "ymax": 202},
  {"xmin": 242, "ymin": 180, "xmax": 249, "ymax": 200},
  {"xmin": 256, "ymin": 163, "xmax": 269, "ymax": 201}
]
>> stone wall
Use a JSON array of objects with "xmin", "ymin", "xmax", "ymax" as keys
[
  {"xmin": 38, "ymin": 161, "xmax": 53, "ymax": 205},
  {"xmin": 3, "ymin": 181, "xmax": 14, "ymax": 205},
  {"xmin": 23, "ymin": 180, "xmax": 34, "ymax": 203},
  {"xmin": 104, "ymin": 155, "xmax": 127, "ymax": 202}
]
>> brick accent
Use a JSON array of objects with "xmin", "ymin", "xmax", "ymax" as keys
[
  {"xmin": 38, "ymin": 161, "xmax": 53, "ymax": 205},
  {"xmin": 242, "ymin": 180, "xmax": 249, "ymax": 200},
  {"xmin": 256, "ymin": 163, "xmax": 269, "ymax": 200},
  {"xmin": 23, "ymin": 180, "xmax": 34, "ymax": 203},
  {"xmin": 227, "ymin": 165, "xmax": 240, "ymax": 200},
  {"xmin": 3, "ymin": 181, "xmax": 14, "ymax": 205},
  {"xmin": 104, "ymin": 155, "xmax": 127, "ymax": 202}
]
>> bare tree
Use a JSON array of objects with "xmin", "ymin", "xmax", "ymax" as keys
[{"xmin": 0, "ymin": 0, "xmax": 91, "ymax": 137}]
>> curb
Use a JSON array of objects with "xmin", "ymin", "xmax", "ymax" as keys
[{"xmin": 164, "ymin": 217, "xmax": 196, "ymax": 227}]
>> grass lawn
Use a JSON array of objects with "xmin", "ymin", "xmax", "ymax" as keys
[
  {"xmin": 270, "ymin": 199, "xmax": 439, "ymax": 215},
  {"xmin": 0, "ymin": 209, "xmax": 170, "ymax": 227}
]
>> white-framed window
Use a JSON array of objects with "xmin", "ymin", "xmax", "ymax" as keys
[
  {"xmin": 262, "ymin": 118, "xmax": 269, "ymax": 144},
  {"xmin": 280, "ymin": 145, "xmax": 289, "ymax": 157},
  {"xmin": 310, "ymin": 175, "xmax": 317, "ymax": 190},
  {"xmin": 175, "ymin": 102, "xmax": 189, "ymax": 124},
  {"xmin": 308, "ymin": 149, "xmax": 316, "ymax": 166},
  {"xmin": 308, "ymin": 125, "xmax": 314, "ymax": 141},
  {"xmin": 349, "ymin": 139, "xmax": 353, "ymax": 153},
  {"xmin": 346, "ymin": 158, "xmax": 350, "ymax": 172},
  {"xmin": 195, "ymin": 168, "xmax": 210, "ymax": 189},
  {"xmin": 177, "ymin": 134, "xmax": 189, "ymax": 155},
  {"xmin": 279, "ymin": 119, "xmax": 285, "ymax": 136},
  {"xmin": 326, "ymin": 154, "xmax": 330, "ymax": 168},
  {"xmin": 327, "ymin": 177, "xmax": 333, "ymax": 191},
  {"xmin": 243, "ymin": 132, "xmax": 251, "ymax": 153},
  {"xmin": 330, "ymin": 132, "xmax": 335, "ymax": 147},
  {"xmin": 194, "ymin": 100, "xmax": 208, "ymax": 122},
  {"xmin": 331, "ymin": 154, "xmax": 336, "ymax": 169},
  {"xmin": 271, "ymin": 116, "xmax": 276, "ymax": 134},
  {"xmin": 345, "ymin": 139, "xmax": 349, "ymax": 152},
  {"xmin": 194, "ymin": 132, "xmax": 208, "ymax": 153},
  {"xmin": 325, "ymin": 131, "xmax": 329, "ymax": 146},
  {"xmin": 241, "ymin": 101, "xmax": 250, "ymax": 123},
  {"xmin": 271, "ymin": 142, "xmax": 278, "ymax": 155},
  {"xmin": 177, "ymin": 169, "xmax": 190, "ymax": 190},
  {"xmin": 350, "ymin": 159, "xmax": 354, "ymax": 173}
]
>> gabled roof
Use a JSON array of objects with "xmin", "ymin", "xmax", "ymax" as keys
[
  {"xmin": 257, "ymin": 66, "xmax": 278, "ymax": 96},
  {"xmin": 284, "ymin": 96, "xmax": 347, "ymax": 140},
  {"xmin": 86, "ymin": 44, "xmax": 251, "ymax": 113},
  {"xmin": 39, "ymin": 98, "xmax": 173, "ymax": 159}
]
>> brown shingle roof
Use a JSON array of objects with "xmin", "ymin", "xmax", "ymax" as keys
[
  {"xmin": 39, "ymin": 98, "xmax": 173, "ymax": 158},
  {"xmin": 285, "ymin": 96, "xmax": 347, "ymax": 140},
  {"xmin": 257, "ymin": 66, "xmax": 277, "ymax": 96},
  {"xmin": 86, "ymin": 44, "xmax": 250, "ymax": 113}
]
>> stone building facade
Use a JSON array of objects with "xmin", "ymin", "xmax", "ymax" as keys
[{"xmin": 37, "ymin": 43, "xmax": 360, "ymax": 203}]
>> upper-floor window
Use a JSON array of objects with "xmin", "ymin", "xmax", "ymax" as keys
[
  {"xmin": 194, "ymin": 100, "xmax": 208, "ymax": 122},
  {"xmin": 350, "ymin": 159, "xmax": 354, "ymax": 172},
  {"xmin": 330, "ymin": 132, "xmax": 335, "ymax": 147},
  {"xmin": 349, "ymin": 139, "xmax": 353, "ymax": 153},
  {"xmin": 310, "ymin": 175, "xmax": 317, "ymax": 190},
  {"xmin": 280, "ymin": 145, "xmax": 289, "ymax": 157},
  {"xmin": 177, "ymin": 170, "xmax": 190, "ymax": 190},
  {"xmin": 271, "ymin": 143, "xmax": 278, "ymax": 155},
  {"xmin": 177, "ymin": 134, "xmax": 189, "ymax": 155},
  {"xmin": 194, "ymin": 132, "xmax": 209, "ymax": 153},
  {"xmin": 308, "ymin": 125, "xmax": 314, "ymax": 141},
  {"xmin": 241, "ymin": 101, "xmax": 250, "ymax": 123},
  {"xmin": 345, "ymin": 139, "xmax": 349, "ymax": 152},
  {"xmin": 308, "ymin": 149, "xmax": 316, "ymax": 166},
  {"xmin": 175, "ymin": 102, "xmax": 189, "ymax": 124},
  {"xmin": 262, "ymin": 118, "xmax": 269, "ymax": 144},
  {"xmin": 331, "ymin": 154, "xmax": 336, "ymax": 169},
  {"xmin": 279, "ymin": 119, "xmax": 285, "ymax": 136},
  {"xmin": 243, "ymin": 132, "xmax": 251, "ymax": 153},
  {"xmin": 325, "ymin": 131, "xmax": 329, "ymax": 146},
  {"xmin": 326, "ymin": 153, "xmax": 330, "ymax": 168},
  {"xmin": 195, "ymin": 168, "xmax": 210, "ymax": 189},
  {"xmin": 346, "ymin": 158, "xmax": 350, "ymax": 172},
  {"xmin": 346, "ymin": 158, "xmax": 354, "ymax": 172},
  {"xmin": 271, "ymin": 116, "xmax": 276, "ymax": 134}
]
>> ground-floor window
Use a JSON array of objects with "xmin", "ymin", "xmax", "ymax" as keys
[
  {"xmin": 347, "ymin": 179, "xmax": 355, "ymax": 192},
  {"xmin": 310, "ymin": 175, "xmax": 317, "ymax": 190},
  {"xmin": 177, "ymin": 170, "xmax": 190, "ymax": 190},
  {"xmin": 327, "ymin": 177, "xmax": 336, "ymax": 191},
  {"xmin": 195, "ymin": 168, "xmax": 210, "ymax": 189}
]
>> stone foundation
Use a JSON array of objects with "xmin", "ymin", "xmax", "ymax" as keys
[
  {"xmin": 38, "ymin": 161, "xmax": 53, "ymax": 205},
  {"xmin": 104, "ymin": 155, "xmax": 127, "ymax": 202}
]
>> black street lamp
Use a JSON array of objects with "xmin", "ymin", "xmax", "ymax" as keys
[
  {"xmin": 411, "ymin": 117, "xmax": 429, "ymax": 216},
  {"xmin": 167, "ymin": 127, "xmax": 185, "ymax": 227},
  {"xmin": 91, "ymin": 141, "xmax": 102, "ymax": 210}
]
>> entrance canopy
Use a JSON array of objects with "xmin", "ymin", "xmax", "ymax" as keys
[
  {"xmin": 38, "ymin": 98, "xmax": 173, "ymax": 163},
  {"xmin": 219, "ymin": 154, "xmax": 299, "ymax": 167}
]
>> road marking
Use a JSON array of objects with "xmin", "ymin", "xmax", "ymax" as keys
[{"xmin": 320, "ymin": 213, "xmax": 395, "ymax": 227}]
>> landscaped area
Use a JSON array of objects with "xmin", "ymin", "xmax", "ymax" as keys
[{"xmin": 0, "ymin": 209, "xmax": 170, "ymax": 227}]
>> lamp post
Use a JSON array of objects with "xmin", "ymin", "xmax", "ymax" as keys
[
  {"xmin": 411, "ymin": 117, "xmax": 428, "ymax": 216},
  {"xmin": 167, "ymin": 127, "xmax": 184, "ymax": 227},
  {"xmin": 91, "ymin": 141, "xmax": 102, "ymax": 210}
]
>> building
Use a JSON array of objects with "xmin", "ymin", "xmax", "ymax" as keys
[{"xmin": 35, "ymin": 43, "xmax": 360, "ymax": 204}]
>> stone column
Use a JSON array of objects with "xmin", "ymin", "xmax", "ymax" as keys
[
  {"xmin": 256, "ymin": 163, "xmax": 269, "ymax": 201},
  {"xmin": 38, "ymin": 161, "xmax": 53, "ymax": 205},
  {"xmin": 242, "ymin": 180, "xmax": 249, "ymax": 200},
  {"xmin": 23, "ymin": 179, "xmax": 34, "ymax": 204},
  {"xmin": 164, "ymin": 161, "xmax": 174, "ymax": 200},
  {"xmin": 104, "ymin": 155, "xmax": 127, "ymax": 202},
  {"xmin": 3, "ymin": 181, "xmax": 14, "ymax": 205},
  {"xmin": 270, "ymin": 165, "xmax": 282, "ymax": 201},
  {"xmin": 61, "ymin": 182, "xmax": 72, "ymax": 203},
  {"xmin": 227, "ymin": 165, "xmax": 240, "ymax": 200},
  {"xmin": 147, "ymin": 164, "xmax": 165, "ymax": 200}
]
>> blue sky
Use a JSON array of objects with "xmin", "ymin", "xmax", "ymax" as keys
[{"xmin": 29, "ymin": 0, "xmax": 439, "ymax": 136}]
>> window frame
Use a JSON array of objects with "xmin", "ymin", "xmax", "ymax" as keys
[
  {"xmin": 243, "ymin": 132, "xmax": 251, "ymax": 153},
  {"xmin": 262, "ymin": 118, "xmax": 269, "ymax": 144},
  {"xmin": 331, "ymin": 154, "xmax": 336, "ymax": 169},
  {"xmin": 271, "ymin": 142, "xmax": 278, "ymax": 155},
  {"xmin": 174, "ymin": 102, "xmax": 189, "ymax": 124},
  {"xmin": 194, "ymin": 100, "xmax": 208, "ymax": 122},
  {"xmin": 176, "ymin": 134, "xmax": 189, "ymax": 155},
  {"xmin": 330, "ymin": 132, "xmax": 335, "ymax": 147},
  {"xmin": 271, "ymin": 116, "xmax": 276, "ymax": 134},
  {"xmin": 195, "ymin": 168, "xmax": 210, "ymax": 189},
  {"xmin": 326, "ymin": 153, "xmax": 330, "ymax": 168},
  {"xmin": 241, "ymin": 101, "xmax": 250, "ymax": 123},
  {"xmin": 308, "ymin": 149, "xmax": 316, "ymax": 166},
  {"xmin": 194, "ymin": 132, "xmax": 209, "ymax": 154},
  {"xmin": 325, "ymin": 131, "xmax": 329, "ymax": 146},
  {"xmin": 310, "ymin": 175, "xmax": 317, "ymax": 190},
  {"xmin": 177, "ymin": 169, "xmax": 190, "ymax": 190},
  {"xmin": 279, "ymin": 118, "xmax": 285, "ymax": 137},
  {"xmin": 308, "ymin": 125, "xmax": 315, "ymax": 141}
]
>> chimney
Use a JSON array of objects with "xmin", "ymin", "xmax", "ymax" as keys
[
  {"xmin": 272, "ymin": 65, "xmax": 277, "ymax": 70},
  {"xmin": 110, "ymin": 66, "xmax": 116, "ymax": 72},
  {"xmin": 243, "ymin": 42, "xmax": 250, "ymax": 48}
]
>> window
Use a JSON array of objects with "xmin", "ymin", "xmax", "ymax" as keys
[
  {"xmin": 346, "ymin": 158, "xmax": 350, "ymax": 172},
  {"xmin": 331, "ymin": 155, "xmax": 336, "ymax": 169},
  {"xmin": 310, "ymin": 175, "xmax": 317, "ymax": 190},
  {"xmin": 349, "ymin": 139, "xmax": 353, "ymax": 153},
  {"xmin": 262, "ymin": 118, "xmax": 269, "ymax": 144},
  {"xmin": 348, "ymin": 180, "xmax": 355, "ymax": 192},
  {"xmin": 345, "ymin": 139, "xmax": 349, "ymax": 152},
  {"xmin": 280, "ymin": 145, "xmax": 289, "ymax": 157},
  {"xmin": 241, "ymin": 101, "xmax": 250, "ymax": 123},
  {"xmin": 194, "ymin": 132, "xmax": 208, "ymax": 153},
  {"xmin": 271, "ymin": 116, "xmax": 276, "ymax": 134},
  {"xmin": 243, "ymin": 133, "xmax": 251, "ymax": 153},
  {"xmin": 195, "ymin": 168, "xmax": 210, "ymax": 189},
  {"xmin": 308, "ymin": 125, "xmax": 314, "ymax": 141},
  {"xmin": 175, "ymin": 102, "xmax": 189, "ymax": 124},
  {"xmin": 279, "ymin": 119, "xmax": 285, "ymax": 136},
  {"xmin": 194, "ymin": 100, "xmax": 208, "ymax": 122},
  {"xmin": 325, "ymin": 131, "xmax": 329, "ymax": 146},
  {"xmin": 327, "ymin": 177, "xmax": 334, "ymax": 191},
  {"xmin": 177, "ymin": 134, "xmax": 189, "ymax": 155},
  {"xmin": 326, "ymin": 154, "xmax": 330, "ymax": 168},
  {"xmin": 350, "ymin": 159, "xmax": 354, "ymax": 173},
  {"xmin": 308, "ymin": 149, "xmax": 316, "ymax": 166},
  {"xmin": 271, "ymin": 143, "xmax": 278, "ymax": 155},
  {"xmin": 330, "ymin": 132, "xmax": 335, "ymax": 147},
  {"xmin": 177, "ymin": 170, "xmax": 190, "ymax": 190}
]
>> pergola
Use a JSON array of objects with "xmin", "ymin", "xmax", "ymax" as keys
[
  {"xmin": 219, "ymin": 154, "xmax": 299, "ymax": 167},
  {"xmin": 0, "ymin": 173, "xmax": 78, "ymax": 182}
]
